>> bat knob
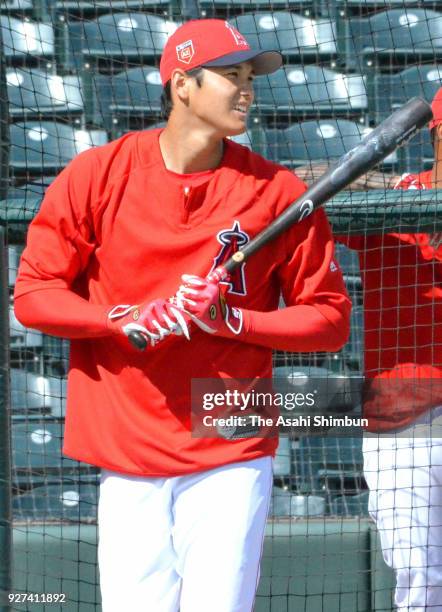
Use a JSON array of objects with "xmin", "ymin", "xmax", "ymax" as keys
[{"xmin": 128, "ymin": 330, "xmax": 148, "ymax": 351}]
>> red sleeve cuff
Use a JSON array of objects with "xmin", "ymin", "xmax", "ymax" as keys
[{"xmin": 240, "ymin": 303, "xmax": 350, "ymax": 353}]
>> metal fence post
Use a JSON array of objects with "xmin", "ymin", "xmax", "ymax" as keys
[
  {"xmin": 0, "ymin": 227, "xmax": 11, "ymax": 611},
  {"xmin": 0, "ymin": 20, "xmax": 9, "ymax": 203}
]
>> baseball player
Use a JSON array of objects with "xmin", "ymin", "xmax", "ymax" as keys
[
  {"xmin": 338, "ymin": 89, "xmax": 442, "ymax": 610},
  {"xmin": 13, "ymin": 19, "xmax": 351, "ymax": 612}
]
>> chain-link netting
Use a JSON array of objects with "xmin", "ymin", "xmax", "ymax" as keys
[{"xmin": 1, "ymin": 1, "xmax": 442, "ymax": 610}]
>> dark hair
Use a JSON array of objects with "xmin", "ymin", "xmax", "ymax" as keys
[
  {"xmin": 160, "ymin": 82, "xmax": 173, "ymax": 120},
  {"xmin": 431, "ymin": 126, "xmax": 437, "ymax": 149},
  {"xmin": 160, "ymin": 67, "xmax": 204, "ymax": 120}
]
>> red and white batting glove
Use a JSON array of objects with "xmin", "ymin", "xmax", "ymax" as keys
[
  {"xmin": 172, "ymin": 274, "xmax": 243, "ymax": 337},
  {"xmin": 107, "ymin": 298, "xmax": 189, "ymax": 347}
]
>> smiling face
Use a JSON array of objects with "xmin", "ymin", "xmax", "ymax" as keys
[{"xmin": 170, "ymin": 61, "xmax": 255, "ymax": 138}]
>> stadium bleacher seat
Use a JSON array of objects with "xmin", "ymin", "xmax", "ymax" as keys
[
  {"xmin": 344, "ymin": 304, "xmax": 364, "ymax": 372},
  {"xmin": 343, "ymin": 9, "xmax": 442, "ymax": 71},
  {"xmin": 40, "ymin": 334, "xmax": 70, "ymax": 379},
  {"xmin": 229, "ymin": 126, "xmax": 268, "ymax": 157},
  {"xmin": 334, "ymin": 0, "xmax": 435, "ymax": 17},
  {"xmin": 334, "ymin": 243, "xmax": 361, "ymax": 277},
  {"xmin": 371, "ymin": 64, "xmax": 442, "ymax": 123},
  {"xmin": 270, "ymin": 486, "xmax": 292, "ymax": 516},
  {"xmin": 199, "ymin": 0, "xmax": 316, "ymax": 14},
  {"xmin": 270, "ymin": 486, "xmax": 326, "ymax": 517},
  {"xmin": 265, "ymin": 127, "xmax": 292, "ymax": 165},
  {"xmin": 294, "ymin": 436, "xmax": 364, "ymax": 505},
  {"xmin": 12, "ymin": 419, "xmax": 78, "ymax": 471},
  {"xmin": 331, "ymin": 491, "xmax": 369, "ymax": 517},
  {"xmin": 10, "ymin": 122, "xmax": 108, "ymax": 173},
  {"xmin": 5, "ymin": 176, "xmax": 55, "ymax": 201},
  {"xmin": 274, "ymin": 437, "xmax": 291, "ymax": 478},
  {"xmin": 10, "ymin": 368, "xmax": 66, "ymax": 417},
  {"xmin": 312, "ymin": 437, "xmax": 363, "ymax": 471},
  {"xmin": 7, "ymin": 68, "xmax": 84, "ymax": 119},
  {"xmin": 317, "ymin": 467, "xmax": 365, "ymax": 499},
  {"xmin": 343, "ymin": 273, "xmax": 362, "ymax": 307},
  {"xmin": 401, "ymin": 127, "xmax": 434, "ymax": 173},
  {"xmin": 12, "ymin": 474, "xmax": 99, "ymax": 521},
  {"xmin": 273, "ymin": 364, "xmax": 360, "ymax": 421},
  {"xmin": 0, "ymin": 0, "xmax": 34, "ymax": 14},
  {"xmin": 7, "ymin": 244, "xmax": 22, "ymax": 287},
  {"xmin": 273, "ymin": 365, "xmax": 328, "ymax": 423},
  {"xmin": 90, "ymin": 66, "xmax": 162, "ymax": 130},
  {"xmin": 231, "ymin": 12, "xmax": 337, "ymax": 60},
  {"xmin": 1, "ymin": 16, "xmax": 54, "ymax": 61},
  {"xmin": 229, "ymin": 131, "xmax": 253, "ymax": 148},
  {"xmin": 56, "ymin": 0, "xmax": 170, "ymax": 16},
  {"xmin": 291, "ymin": 437, "xmax": 322, "ymax": 494},
  {"xmin": 267, "ymin": 120, "xmax": 397, "ymax": 168},
  {"xmin": 337, "ymin": 0, "xmax": 434, "ymax": 5},
  {"xmin": 254, "ymin": 65, "xmax": 367, "ymax": 117},
  {"xmin": 287, "ymin": 120, "xmax": 366, "ymax": 164},
  {"xmin": 9, "ymin": 305, "xmax": 43, "ymax": 353},
  {"xmin": 64, "ymin": 13, "xmax": 179, "ymax": 70}
]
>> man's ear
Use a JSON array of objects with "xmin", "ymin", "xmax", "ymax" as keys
[{"xmin": 170, "ymin": 69, "xmax": 192, "ymax": 104}]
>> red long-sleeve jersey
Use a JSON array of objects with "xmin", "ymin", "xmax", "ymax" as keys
[
  {"xmin": 343, "ymin": 170, "xmax": 442, "ymax": 432},
  {"xmin": 15, "ymin": 129, "xmax": 350, "ymax": 475}
]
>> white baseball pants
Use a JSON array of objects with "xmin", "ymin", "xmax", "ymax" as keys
[
  {"xmin": 364, "ymin": 409, "xmax": 442, "ymax": 611},
  {"xmin": 98, "ymin": 456, "xmax": 273, "ymax": 612}
]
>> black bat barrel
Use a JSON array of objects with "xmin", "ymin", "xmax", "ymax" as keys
[{"xmin": 223, "ymin": 97, "xmax": 432, "ymax": 274}]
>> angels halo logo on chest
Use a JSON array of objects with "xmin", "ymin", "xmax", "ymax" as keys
[{"xmin": 211, "ymin": 221, "xmax": 250, "ymax": 295}]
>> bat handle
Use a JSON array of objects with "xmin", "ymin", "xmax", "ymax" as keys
[
  {"xmin": 127, "ymin": 266, "xmax": 230, "ymax": 351},
  {"xmin": 206, "ymin": 265, "xmax": 230, "ymax": 284}
]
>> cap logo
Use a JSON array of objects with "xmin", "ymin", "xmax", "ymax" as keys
[
  {"xmin": 176, "ymin": 40, "xmax": 195, "ymax": 64},
  {"xmin": 225, "ymin": 21, "xmax": 248, "ymax": 47}
]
